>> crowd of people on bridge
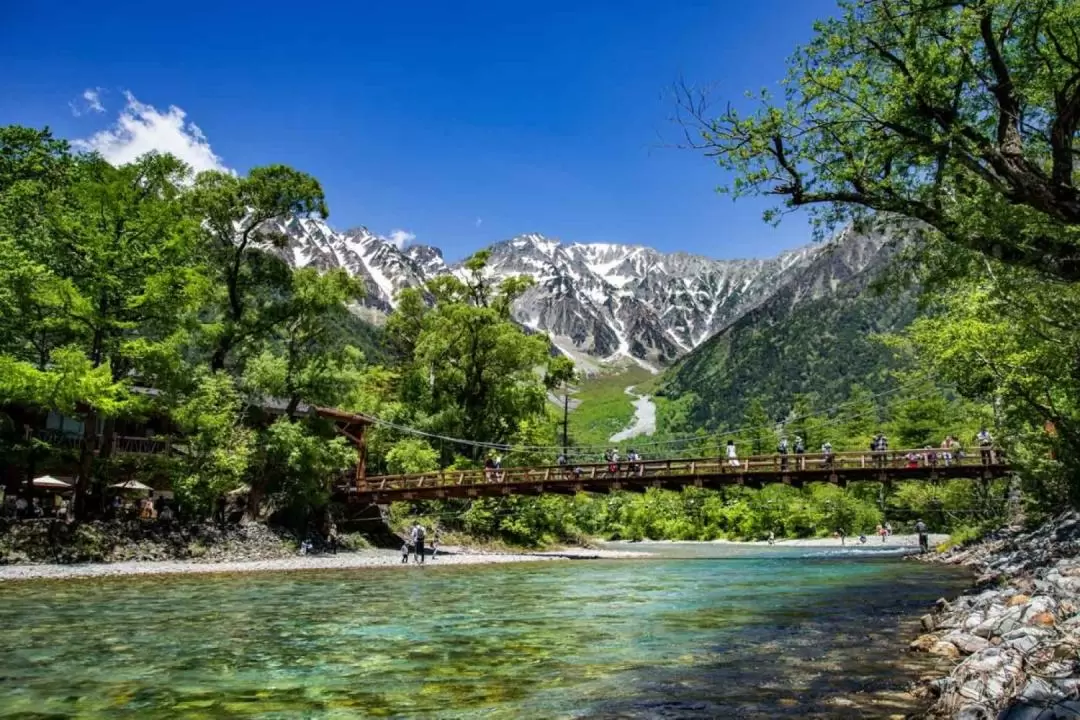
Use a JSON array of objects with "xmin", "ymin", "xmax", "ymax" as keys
[{"xmin": 540, "ymin": 427, "xmax": 996, "ymax": 480}]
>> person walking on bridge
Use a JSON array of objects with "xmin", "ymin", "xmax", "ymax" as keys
[
  {"xmin": 794, "ymin": 436, "xmax": 806, "ymax": 470},
  {"xmin": 821, "ymin": 441, "xmax": 834, "ymax": 468},
  {"xmin": 605, "ymin": 448, "xmax": 620, "ymax": 477},
  {"xmin": 726, "ymin": 440, "xmax": 739, "ymax": 468},
  {"xmin": 976, "ymin": 428, "xmax": 994, "ymax": 465},
  {"xmin": 778, "ymin": 437, "xmax": 789, "ymax": 472},
  {"xmin": 872, "ymin": 432, "xmax": 889, "ymax": 468}
]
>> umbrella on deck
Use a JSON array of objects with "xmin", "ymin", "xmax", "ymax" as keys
[
  {"xmin": 110, "ymin": 480, "xmax": 153, "ymax": 492},
  {"xmin": 32, "ymin": 475, "xmax": 72, "ymax": 489}
]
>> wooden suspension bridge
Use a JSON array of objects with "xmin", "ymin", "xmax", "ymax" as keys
[{"xmin": 340, "ymin": 448, "xmax": 1010, "ymax": 504}]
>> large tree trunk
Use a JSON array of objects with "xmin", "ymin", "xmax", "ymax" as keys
[{"xmin": 73, "ymin": 409, "xmax": 99, "ymax": 519}]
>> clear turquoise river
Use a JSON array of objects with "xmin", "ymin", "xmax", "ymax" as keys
[{"xmin": 0, "ymin": 545, "xmax": 969, "ymax": 719}]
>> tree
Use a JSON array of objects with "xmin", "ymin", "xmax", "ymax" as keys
[
  {"xmin": 903, "ymin": 266, "xmax": 1080, "ymax": 503},
  {"xmin": 241, "ymin": 268, "xmax": 366, "ymax": 416},
  {"xmin": 545, "ymin": 355, "xmax": 578, "ymax": 454},
  {"xmin": 787, "ymin": 393, "xmax": 831, "ymax": 451},
  {"xmin": 682, "ymin": 0, "xmax": 1080, "ymax": 282},
  {"xmin": 742, "ymin": 396, "xmax": 775, "ymax": 456},
  {"xmin": 2, "ymin": 149, "xmax": 203, "ymax": 514},
  {"xmin": 171, "ymin": 372, "xmax": 254, "ymax": 513},
  {"xmin": 189, "ymin": 166, "xmax": 327, "ymax": 372},
  {"xmin": 385, "ymin": 438, "xmax": 440, "ymax": 475},
  {"xmin": 262, "ymin": 418, "xmax": 356, "ymax": 517},
  {"xmin": 839, "ymin": 384, "xmax": 882, "ymax": 451},
  {"xmin": 390, "ymin": 251, "xmax": 551, "ymax": 453}
]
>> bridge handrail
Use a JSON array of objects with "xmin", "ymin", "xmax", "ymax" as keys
[{"xmin": 354, "ymin": 446, "xmax": 1005, "ymax": 491}]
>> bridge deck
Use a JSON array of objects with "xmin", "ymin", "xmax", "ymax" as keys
[{"xmin": 342, "ymin": 449, "xmax": 1009, "ymax": 503}]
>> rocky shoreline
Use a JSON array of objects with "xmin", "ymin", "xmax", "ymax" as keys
[{"xmin": 909, "ymin": 511, "xmax": 1080, "ymax": 718}]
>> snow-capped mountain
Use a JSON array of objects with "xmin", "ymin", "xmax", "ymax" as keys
[{"xmin": 270, "ymin": 218, "xmax": 889, "ymax": 368}]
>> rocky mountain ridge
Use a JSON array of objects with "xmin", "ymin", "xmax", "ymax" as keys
[{"xmin": 269, "ymin": 216, "xmax": 891, "ymax": 368}]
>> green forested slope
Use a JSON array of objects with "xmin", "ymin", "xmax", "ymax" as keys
[{"xmin": 657, "ymin": 239, "xmax": 917, "ymax": 431}]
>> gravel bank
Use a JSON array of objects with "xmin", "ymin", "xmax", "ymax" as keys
[
  {"xmin": 909, "ymin": 512, "xmax": 1080, "ymax": 718},
  {"xmin": 0, "ymin": 545, "xmax": 647, "ymax": 583}
]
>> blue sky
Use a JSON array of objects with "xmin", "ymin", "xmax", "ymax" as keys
[{"xmin": 1, "ymin": 0, "xmax": 836, "ymax": 261}]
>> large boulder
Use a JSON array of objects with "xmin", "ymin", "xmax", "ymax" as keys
[
  {"xmin": 943, "ymin": 631, "xmax": 991, "ymax": 655},
  {"xmin": 929, "ymin": 641, "xmax": 961, "ymax": 659},
  {"xmin": 939, "ymin": 647, "xmax": 1025, "ymax": 715}
]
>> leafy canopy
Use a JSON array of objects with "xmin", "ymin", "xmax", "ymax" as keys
[{"xmin": 683, "ymin": 0, "xmax": 1080, "ymax": 281}]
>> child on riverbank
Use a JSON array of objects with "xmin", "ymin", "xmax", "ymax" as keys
[{"xmin": 401, "ymin": 541, "xmax": 410, "ymax": 564}]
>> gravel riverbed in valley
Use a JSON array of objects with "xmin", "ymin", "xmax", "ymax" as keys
[{"xmin": 0, "ymin": 545, "xmax": 647, "ymax": 582}]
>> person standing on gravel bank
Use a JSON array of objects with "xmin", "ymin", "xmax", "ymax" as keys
[
  {"xmin": 915, "ymin": 519, "xmax": 929, "ymax": 553},
  {"xmin": 411, "ymin": 522, "xmax": 426, "ymax": 565}
]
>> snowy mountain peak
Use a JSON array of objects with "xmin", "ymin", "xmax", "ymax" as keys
[{"xmin": 272, "ymin": 222, "xmax": 888, "ymax": 367}]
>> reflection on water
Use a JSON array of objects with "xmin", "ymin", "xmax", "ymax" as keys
[{"xmin": 0, "ymin": 549, "xmax": 969, "ymax": 719}]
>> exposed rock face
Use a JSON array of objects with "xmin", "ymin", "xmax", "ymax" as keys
[
  {"xmin": 912, "ymin": 512, "xmax": 1080, "ymax": 718},
  {"xmin": 270, "ymin": 218, "xmax": 889, "ymax": 368}
]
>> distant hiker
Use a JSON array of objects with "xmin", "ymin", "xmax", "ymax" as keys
[
  {"xmin": 726, "ymin": 440, "xmax": 739, "ymax": 467},
  {"xmin": 431, "ymin": 527, "xmax": 441, "ymax": 559},
  {"xmin": 627, "ymin": 449, "xmax": 642, "ymax": 477},
  {"xmin": 484, "ymin": 457, "xmax": 496, "ymax": 482},
  {"xmin": 411, "ymin": 522, "xmax": 426, "ymax": 565},
  {"xmin": 794, "ymin": 436, "xmax": 806, "ymax": 470},
  {"xmin": 940, "ymin": 436, "xmax": 952, "ymax": 466},
  {"xmin": 401, "ymin": 540, "xmax": 410, "ymax": 564},
  {"xmin": 838, "ymin": 528, "xmax": 847, "ymax": 546},
  {"xmin": 859, "ymin": 534, "xmax": 867, "ymax": 544},
  {"xmin": 950, "ymin": 436, "xmax": 964, "ymax": 461},
  {"xmin": 915, "ymin": 518, "xmax": 929, "ymax": 553},
  {"xmin": 493, "ymin": 454, "xmax": 503, "ymax": 481},
  {"xmin": 557, "ymin": 453, "xmax": 567, "ymax": 467},
  {"xmin": 768, "ymin": 531, "xmax": 775, "ymax": 545},
  {"xmin": 885, "ymin": 522, "xmax": 893, "ymax": 537},
  {"xmin": 872, "ymin": 432, "xmax": 889, "ymax": 468},
  {"xmin": 327, "ymin": 521, "xmax": 339, "ymax": 555},
  {"xmin": 606, "ymin": 448, "xmax": 619, "ymax": 476},
  {"xmin": 977, "ymin": 428, "xmax": 994, "ymax": 465},
  {"xmin": 778, "ymin": 437, "xmax": 789, "ymax": 471},
  {"xmin": 924, "ymin": 445, "xmax": 938, "ymax": 467},
  {"xmin": 876, "ymin": 524, "xmax": 886, "ymax": 543},
  {"xmin": 821, "ymin": 441, "xmax": 834, "ymax": 467}
]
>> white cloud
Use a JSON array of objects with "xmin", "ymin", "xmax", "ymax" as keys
[
  {"xmin": 74, "ymin": 91, "xmax": 228, "ymax": 173},
  {"xmin": 475, "ymin": 217, "xmax": 483, "ymax": 227},
  {"xmin": 385, "ymin": 229, "xmax": 416, "ymax": 249},
  {"xmin": 82, "ymin": 88, "xmax": 105, "ymax": 113}
]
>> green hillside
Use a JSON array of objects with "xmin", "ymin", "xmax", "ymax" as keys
[
  {"xmin": 563, "ymin": 366, "xmax": 653, "ymax": 450},
  {"xmin": 656, "ymin": 249, "xmax": 918, "ymax": 432}
]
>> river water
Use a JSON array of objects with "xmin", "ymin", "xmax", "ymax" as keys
[{"xmin": 0, "ymin": 545, "xmax": 969, "ymax": 719}]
